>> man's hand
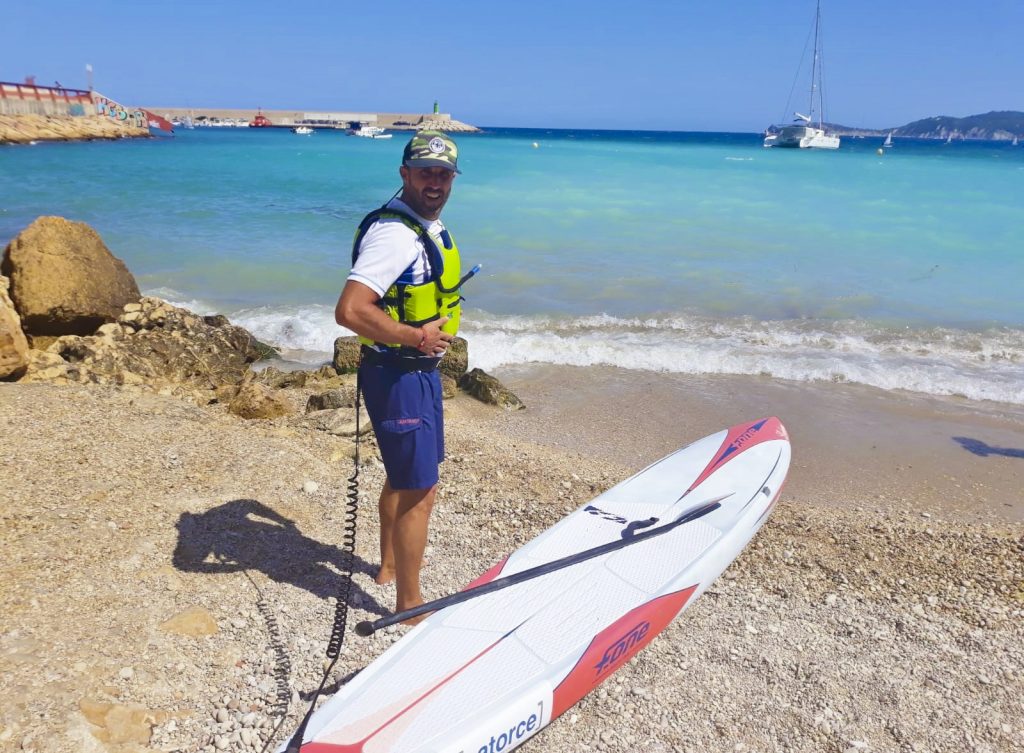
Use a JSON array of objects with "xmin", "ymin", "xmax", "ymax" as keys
[
  {"xmin": 418, "ymin": 317, "xmax": 453, "ymax": 356},
  {"xmin": 337, "ymin": 281, "xmax": 454, "ymax": 355}
]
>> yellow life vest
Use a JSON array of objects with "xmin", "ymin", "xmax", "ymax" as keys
[{"xmin": 351, "ymin": 208, "xmax": 462, "ymax": 350}]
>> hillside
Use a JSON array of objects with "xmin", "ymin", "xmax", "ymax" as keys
[
  {"xmin": 894, "ymin": 110, "xmax": 1022, "ymax": 140},
  {"xmin": 829, "ymin": 110, "xmax": 1024, "ymax": 140}
]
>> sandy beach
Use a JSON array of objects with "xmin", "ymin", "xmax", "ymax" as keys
[
  {"xmin": 1, "ymin": 363, "xmax": 1021, "ymax": 753},
  {"xmin": 490, "ymin": 365, "xmax": 1024, "ymax": 525}
]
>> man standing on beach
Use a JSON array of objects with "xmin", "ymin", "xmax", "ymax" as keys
[{"xmin": 335, "ymin": 130, "xmax": 464, "ymax": 623}]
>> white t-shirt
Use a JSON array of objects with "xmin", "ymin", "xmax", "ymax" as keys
[{"xmin": 347, "ymin": 198, "xmax": 447, "ymax": 298}]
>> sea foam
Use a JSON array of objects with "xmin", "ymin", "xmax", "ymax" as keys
[
  {"xmin": 174, "ymin": 298, "xmax": 1024, "ymax": 407},
  {"xmin": 460, "ymin": 311, "xmax": 1024, "ymax": 406}
]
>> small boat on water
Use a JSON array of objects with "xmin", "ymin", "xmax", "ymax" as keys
[
  {"xmin": 249, "ymin": 110, "xmax": 272, "ymax": 128},
  {"xmin": 883, "ymin": 131, "xmax": 894, "ymax": 148},
  {"xmin": 763, "ymin": 0, "xmax": 840, "ymax": 150},
  {"xmin": 144, "ymin": 110, "xmax": 175, "ymax": 138},
  {"xmin": 348, "ymin": 122, "xmax": 392, "ymax": 139},
  {"xmin": 292, "ymin": 126, "xmax": 314, "ymax": 135}
]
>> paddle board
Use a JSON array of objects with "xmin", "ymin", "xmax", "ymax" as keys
[{"xmin": 286, "ymin": 416, "xmax": 791, "ymax": 753}]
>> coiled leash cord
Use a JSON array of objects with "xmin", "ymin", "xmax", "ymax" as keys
[
  {"xmin": 248, "ymin": 569, "xmax": 293, "ymax": 753},
  {"xmin": 283, "ymin": 373, "xmax": 363, "ymax": 752},
  {"xmin": 326, "ymin": 377, "xmax": 361, "ymax": 660}
]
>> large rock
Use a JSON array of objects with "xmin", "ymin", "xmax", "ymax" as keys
[
  {"xmin": 305, "ymin": 388, "xmax": 354, "ymax": 412},
  {"xmin": 42, "ymin": 297, "xmax": 267, "ymax": 394},
  {"xmin": 458, "ymin": 368, "xmax": 525, "ymax": 410},
  {"xmin": 17, "ymin": 348, "xmax": 69, "ymax": 383},
  {"xmin": 439, "ymin": 336, "xmax": 469, "ymax": 381},
  {"xmin": 2, "ymin": 216, "xmax": 141, "ymax": 336},
  {"xmin": 0, "ymin": 276, "xmax": 29, "ymax": 379},
  {"xmin": 228, "ymin": 382, "xmax": 293, "ymax": 420},
  {"xmin": 333, "ymin": 336, "xmax": 361, "ymax": 373}
]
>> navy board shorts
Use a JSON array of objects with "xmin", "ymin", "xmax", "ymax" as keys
[{"xmin": 359, "ymin": 361, "xmax": 444, "ymax": 490}]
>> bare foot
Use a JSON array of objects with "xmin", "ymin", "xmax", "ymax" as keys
[
  {"xmin": 395, "ymin": 602, "xmax": 432, "ymax": 626},
  {"xmin": 374, "ymin": 565, "xmax": 395, "ymax": 585},
  {"xmin": 400, "ymin": 612, "xmax": 429, "ymax": 627},
  {"xmin": 396, "ymin": 598, "xmax": 432, "ymax": 626}
]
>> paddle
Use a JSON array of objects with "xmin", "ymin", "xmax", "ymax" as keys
[{"xmin": 355, "ymin": 496, "xmax": 726, "ymax": 637}]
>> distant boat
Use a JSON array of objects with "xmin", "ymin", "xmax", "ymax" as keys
[
  {"xmin": 292, "ymin": 126, "xmax": 314, "ymax": 135},
  {"xmin": 249, "ymin": 110, "xmax": 273, "ymax": 128},
  {"xmin": 763, "ymin": 0, "xmax": 840, "ymax": 150},
  {"xmin": 348, "ymin": 123, "xmax": 392, "ymax": 139},
  {"xmin": 944, "ymin": 133, "xmax": 953, "ymax": 145},
  {"xmin": 143, "ymin": 109, "xmax": 175, "ymax": 138},
  {"xmin": 1013, "ymin": 135, "xmax": 1019, "ymax": 146},
  {"xmin": 883, "ymin": 131, "xmax": 893, "ymax": 148}
]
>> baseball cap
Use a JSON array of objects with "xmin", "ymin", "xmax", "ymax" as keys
[{"xmin": 403, "ymin": 130, "xmax": 461, "ymax": 173}]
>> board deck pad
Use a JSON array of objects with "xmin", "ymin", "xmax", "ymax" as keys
[{"xmin": 289, "ymin": 417, "xmax": 791, "ymax": 753}]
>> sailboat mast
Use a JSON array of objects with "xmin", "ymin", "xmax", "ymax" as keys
[{"xmin": 810, "ymin": 0, "xmax": 822, "ymax": 128}]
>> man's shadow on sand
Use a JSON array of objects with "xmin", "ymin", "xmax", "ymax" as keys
[
  {"xmin": 953, "ymin": 436, "xmax": 1024, "ymax": 459},
  {"xmin": 172, "ymin": 498, "xmax": 389, "ymax": 618}
]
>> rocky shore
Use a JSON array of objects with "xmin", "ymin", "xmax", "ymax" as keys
[
  {"xmin": 0, "ymin": 115, "xmax": 148, "ymax": 145},
  {"xmin": 1, "ymin": 377, "xmax": 1022, "ymax": 753},
  {"xmin": 1, "ymin": 217, "xmax": 1022, "ymax": 753}
]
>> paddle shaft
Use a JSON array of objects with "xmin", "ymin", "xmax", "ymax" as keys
[{"xmin": 355, "ymin": 499, "xmax": 722, "ymax": 636}]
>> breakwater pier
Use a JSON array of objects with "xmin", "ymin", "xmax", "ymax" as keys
[
  {"xmin": 0, "ymin": 81, "xmax": 159, "ymax": 144},
  {"xmin": 0, "ymin": 81, "xmax": 479, "ymax": 145},
  {"xmin": 147, "ymin": 106, "xmax": 480, "ymax": 132}
]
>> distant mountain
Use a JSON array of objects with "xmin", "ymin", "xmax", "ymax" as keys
[{"xmin": 828, "ymin": 110, "xmax": 1024, "ymax": 141}]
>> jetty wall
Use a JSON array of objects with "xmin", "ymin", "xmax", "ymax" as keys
[
  {"xmin": 146, "ymin": 106, "xmax": 475, "ymax": 130},
  {"xmin": 0, "ymin": 84, "xmax": 152, "ymax": 144},
  {"xmin": 0, "ymin": 83, "xmax": 152, "ymax": 129},
  {"xmin": 0, "ymin": 82, "xmax": 96, "ymax": 117}
]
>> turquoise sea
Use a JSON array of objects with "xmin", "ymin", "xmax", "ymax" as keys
[{"xmin": 2, "ymin": 127, "xmax": 1022, "ymax": 404}]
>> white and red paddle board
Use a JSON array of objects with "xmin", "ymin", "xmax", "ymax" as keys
[{"xmin": 288, "ymin": 416, "xmax": 791, "ymax": 753}]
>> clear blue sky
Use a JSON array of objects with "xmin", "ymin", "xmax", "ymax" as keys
[{"xmin": 4, "ymin": 0, "xmax": 1021, "ymax": 132}]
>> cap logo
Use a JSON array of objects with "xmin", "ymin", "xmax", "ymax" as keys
[{"xmin": 428, "ymin": 137, "xmax": 447, "ymax": 154}]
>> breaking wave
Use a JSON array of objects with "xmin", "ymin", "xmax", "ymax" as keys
[{"xmin": 152, "ymin": 292, "xmax": 1024, "ymax": 406}]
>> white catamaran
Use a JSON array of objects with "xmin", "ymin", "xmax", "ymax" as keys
[{"xmin": 764, "ymin": 0, "xmax": 840, "ymax": 150}]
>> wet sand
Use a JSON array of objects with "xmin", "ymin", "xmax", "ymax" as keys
[{"xmin": 482, "ymin": 364, "xmax": 1024, "ymax": 524}]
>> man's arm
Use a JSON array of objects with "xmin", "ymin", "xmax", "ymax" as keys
[{"xmin": 335, "ymin": 280, "xmax": 452, "ymax": 354}]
